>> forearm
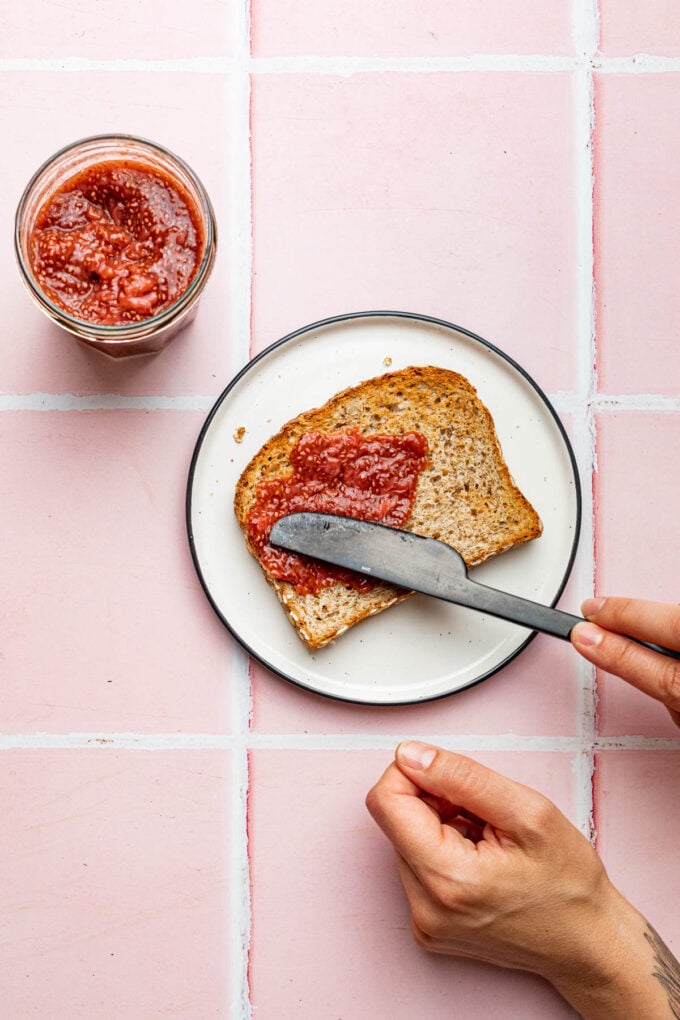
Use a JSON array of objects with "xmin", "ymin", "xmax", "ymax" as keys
[{"xmin": 546, "ymin": 893, "xmax": 680, "ymax": 1020}]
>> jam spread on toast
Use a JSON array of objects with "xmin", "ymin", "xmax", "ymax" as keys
[{"xmin": 247, "ymin": 429, "xmax": 429, "ymax": 595}]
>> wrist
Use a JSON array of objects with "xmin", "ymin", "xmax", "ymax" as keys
[{"xmin": 545, "ymin": 887, "xmax": 674, "ymax": 1019}]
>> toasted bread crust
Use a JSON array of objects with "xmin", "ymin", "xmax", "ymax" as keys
[{"xmin": 234, "ymin": 366, "xmax": 542, "ymax": 649}]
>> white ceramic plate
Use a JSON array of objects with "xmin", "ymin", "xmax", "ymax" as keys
[{"xmin": 186, "ymin": 312, "xmax": 581, "ymax": 705}]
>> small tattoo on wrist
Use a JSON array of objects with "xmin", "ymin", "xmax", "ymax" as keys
[{"xmin": 644, "ymin": 923, "xmax": 680, "ymax": 1018}]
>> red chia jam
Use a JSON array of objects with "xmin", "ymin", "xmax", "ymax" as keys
[
  {"xmin": 28, "ymin": 161, "xmax": 203, "ymax": 325},
  {"xmin": 246, "ymin": 429, "xmax": 430, "ymax": 596}
]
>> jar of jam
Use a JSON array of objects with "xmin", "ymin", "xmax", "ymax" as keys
[{"xmin": 14, "ymin": 134, "xmax": 217, "ymax": 358}]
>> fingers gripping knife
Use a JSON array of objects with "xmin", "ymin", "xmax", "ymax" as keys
[{"xmin": 269, "ymin": 513, "xmax": 680, "ymax": 660}]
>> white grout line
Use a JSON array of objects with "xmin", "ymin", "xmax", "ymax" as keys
[
  {"xmin": 230, "ymin": 653, "xmax": 254, "ymax": 1020},
  {"xmin": 0, "ymin": 57, "xmax": 235, "ymax": 73},
  {"xmin": 594, "ymin": 736, "xmax": 680, "ymax": 750},
  {"xmin": 595, "ymin": 54, "xmax": 680, "ymax": 72},
  {"xmin": 2, "ymin": 54, "xmax": 680, "ymax": 74},
  {"xmin": 227, "ymin": 47, "xmax": 254, "ymax": 370},
  {"xmin": 0, "ymin": 393, "xmax": 218, "ymax": 411},
  {"xmin": 572, "ymin": 0, "xmax": 601, "ymax": 57},
  {"xmin": 249, "ymin": 55, "xmax": 582, "ymax": 74},
  {"xmin": 549, "ymin": 392, "xmax": 680, "ymax": 413},
  {"xmin": 571, "ymin": 0, "xmax": 599, "ymax": 845},
  {"xmin": 226, "ymin": 1, "xmax": 254, "ymax": 1014},
  {"xmin": 0, "ymin": 56, "xmax": 581, "ymax": 74},
  {"xmin": 3, "ymin": 391, "xmax": 680, "ymax": 412},
  {"xmin": 1, "ymin": 732, "xmax": 678, "ymax": 751},
  {"xmin": 590, "ymin": 393, "xmax": 680, "ymax": 411}
]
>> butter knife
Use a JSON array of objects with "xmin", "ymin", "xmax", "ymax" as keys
[{"xmin": 269, "ymin": 512, "xmax": 680, "ymax": 659}]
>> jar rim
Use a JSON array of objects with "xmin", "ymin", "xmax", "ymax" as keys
[{"xmin": 14, "ymin": 133, "xmax": 217, "ymax": 342}]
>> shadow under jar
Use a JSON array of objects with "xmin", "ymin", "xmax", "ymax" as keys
[{"xmin": 15, "ymin": 134, "xmax": 217, "ymax": 358}]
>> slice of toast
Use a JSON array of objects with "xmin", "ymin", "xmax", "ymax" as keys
[{"xmin": 234, "ymin": 366, "xmax": 542, "ymax": 650}]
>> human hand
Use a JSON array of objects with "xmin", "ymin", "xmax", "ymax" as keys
[
  {"xmin": 366, "ymin": 742, "xmax": 676, "ymax": 1019},
  {"xmin": 571, "ymin": 597, "xmax": 680, "ymax": 727}
]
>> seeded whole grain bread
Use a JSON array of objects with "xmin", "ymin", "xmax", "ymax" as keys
[{"xmin": 234, "ymin": 366, "xmax": 543, "ymax": 650}]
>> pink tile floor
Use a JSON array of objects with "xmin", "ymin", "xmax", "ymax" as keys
[{"xmin": 2, "ymin": 2, "xmax": 679, "ymax": 1016}]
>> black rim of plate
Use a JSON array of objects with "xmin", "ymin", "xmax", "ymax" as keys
[{"xmin": 185, "ymin": 310, "xmax": 582, "ymax": 706}]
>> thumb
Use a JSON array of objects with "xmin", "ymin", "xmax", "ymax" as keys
[{"xmin": 396, "ymin": 741, "xmax": 547, "ymax": 840}]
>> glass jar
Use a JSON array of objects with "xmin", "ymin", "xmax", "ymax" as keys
[{"xmin": 14, "ymin": 134, "xmax": 217, "ymax": 358}]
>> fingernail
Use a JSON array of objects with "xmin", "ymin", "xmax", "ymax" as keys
[
  {"xmin": 397, "ymin": 741, "xmax": 437, "ymax": 770},
  {"xmin": 572, "ymin": 621, "xmax": 604, "ymax": 648},
  {"xmin": 581, "ymin": 597, "xmax": 606, "ymax": 618}
]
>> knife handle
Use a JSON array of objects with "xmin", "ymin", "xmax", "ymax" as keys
[
  {"xmin": 466, "ymin": 579, "xmax": 680, "ymax": 661},
  {"xmin": 464, "ymin": 578, "xmax": 579, "ymax": 639}
]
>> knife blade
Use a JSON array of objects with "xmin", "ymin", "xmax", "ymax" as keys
[{"xmin": 268, "ymin": 512, "xmax": 680, "ymax": 659}]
